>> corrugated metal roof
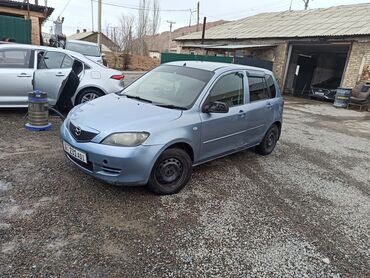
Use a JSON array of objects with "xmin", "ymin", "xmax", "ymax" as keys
[
  {"xmin": 176, "ymin": 3, "xmax": 370, "ymax": 41},
  {"xmin": 0, "ymin": 0, "xmax": 54, "ymax": 17},
  {"xmin": 183, "ymin": 44, "xmax": 275, "ymax": 49},
  {"xmin": 68, "ymin": 32, "xmax": 95, "ymax": 40}
]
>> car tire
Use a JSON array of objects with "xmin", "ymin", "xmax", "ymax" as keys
[
  {"xmin": 148, "ymin": 148, "xmax": 192, "ymax": 195},
  {"xmin": 75, "ymin": 88, "xmax": 104, "ymax": 105},
  {"xmin": 256, "ymin": 125, "xmax": 279, "ymax": 156}
]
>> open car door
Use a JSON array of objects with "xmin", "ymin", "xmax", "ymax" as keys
[{"xmin": 33, "ymin": 50, "xmax": 73, "ymax": 106}]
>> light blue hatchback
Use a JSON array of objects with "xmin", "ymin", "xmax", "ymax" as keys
[{"xmin": 60, "ymin": 61, "xmax": 284, "ymax": 194}]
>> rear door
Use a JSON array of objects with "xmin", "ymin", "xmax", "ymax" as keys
[
  {"xmin": 243, "ymin": 71, "xmax": 275, "ymax": 146},
  {"xmin": 199, "ymin": 71, "xmax": 247, "ymax": 161},
  {"xmin": 0, "ymin": 48, "xmax": 34, "ymax": 106},
  {"xmin": 34, "ymin": 50, "xmax": 73, "ymax": 105}
]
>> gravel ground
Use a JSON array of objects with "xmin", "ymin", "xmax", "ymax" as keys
[{"xmin": 0, "ymin": 97, "xmax": 369, "ymax": 277}]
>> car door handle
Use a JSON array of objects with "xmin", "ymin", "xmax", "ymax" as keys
[
  {"xmin": 238, "ymin": 110, "xmax": 246, "ymax": 118},
  {"xmin": 17, "ymin": 73, "xmax": 31, "ymax": 77},
  {"xmin": 55, "ymin": 72, "xmax": 65, "ymax": 77},
  {"xmin": 267, "ymin": 102, "xmax": 273, "ymax": 109}
]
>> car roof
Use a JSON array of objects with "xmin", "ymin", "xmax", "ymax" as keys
[
  {"xmin": 67, "ymin": 40, "xmax": 99, "ymax": 47},
  {"xmin": 0, "ymin": 43, "xmax": 88, "ymax": 60},
  {"xmin": 165, "ymin": 61, "xmax": 273, "ymax": 74}
]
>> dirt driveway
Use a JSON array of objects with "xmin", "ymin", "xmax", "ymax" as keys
[{"xmin": 0, "ymin": 98, "xmax": 369, "ymax": 277}]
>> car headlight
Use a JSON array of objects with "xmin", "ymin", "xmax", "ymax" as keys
[{"xmin": 101, "ymin": 132, "xmax": 149, "ymax": 147}]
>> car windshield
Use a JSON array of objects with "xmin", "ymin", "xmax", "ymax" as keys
[
  {"xmin": 66, "ymin": 42, "xmax": 101, "ymax": 57},
  {"xmin": 120, "ymin": 65, "xmax": 214, "ymax": 109}
]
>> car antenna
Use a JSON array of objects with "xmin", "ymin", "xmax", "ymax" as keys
[{"xmin": 183, "ymin": 62, "xmax": 187, "ymax": 67}]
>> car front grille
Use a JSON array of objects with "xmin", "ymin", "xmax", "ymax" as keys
[{"xmin": 69, "ymin": 122, "xmax": 98, "ymax": 142}]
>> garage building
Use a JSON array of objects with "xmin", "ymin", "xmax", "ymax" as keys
[{"xmin": 175, "ymin": 3, "xmax": 370, "ymax": 95}]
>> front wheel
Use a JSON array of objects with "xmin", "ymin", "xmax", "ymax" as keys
[
  {"xmin": 256, "ymin": 125, "xmax": 279, "ymax": 156},
  {"xmin": 148, "ymin": 148, "xmax": 192, "ymax": 195},
  {"xmin": 75, "ymin": 89, "xmax": 104, "ymax": 105}
]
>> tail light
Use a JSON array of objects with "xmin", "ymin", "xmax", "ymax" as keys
[{"xmin": 110, "ymin": 74, "xmax": 124, "ymax": 80}]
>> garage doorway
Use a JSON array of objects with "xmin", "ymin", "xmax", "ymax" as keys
[{"xmin": 284, "ymin": 44, "xmax": 350, "ymax": 96}]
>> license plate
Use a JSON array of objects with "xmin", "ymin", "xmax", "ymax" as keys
[{"xmin": 63, "ymin": 141, "xmax": 87, "ymax": 164}]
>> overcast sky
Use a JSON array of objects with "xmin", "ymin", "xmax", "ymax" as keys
[{"xmin": 42, "ymin": 0, "xmax": 370, "ymax": 35}]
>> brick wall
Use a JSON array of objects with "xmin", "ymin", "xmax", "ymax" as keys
[
  {"xmin": 342, "ymin": 41, "xmax": 370, "ymax": 88},
  {"xmin": 272, "ymin": 43, "xmax": 289, "ymax": 87},
  {"xmin": 29, "ymin": 16, "xmax": 40, "ymax": 45}
]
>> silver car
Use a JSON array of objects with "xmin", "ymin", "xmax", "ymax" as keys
[
  {"xmin": 61, "ymin": 62, "xmax": 284, "ymax": 195},
  {"xmin": 65, "ymin": 40, "xmax": 104, "ymax": 65},
  {"xmin": 0, "ymin": 44, "xmax": 124, "ymax": 108}
]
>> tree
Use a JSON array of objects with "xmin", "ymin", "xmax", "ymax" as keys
[
  {"xmin": 302, "ymin": 0, "xmax": 311, "ymax": 10},
  {"xmin": 149, "ymin": 0, "xmax": 161, "ymax": 50},
  {"xmin": 136, "ymin": 0, "xmax": 151, "ymax": 55}
]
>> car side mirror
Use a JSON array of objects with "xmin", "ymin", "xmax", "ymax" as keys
[{"xmin": 203, "ymin": 101, "xmax": 229, "ymax": 113}]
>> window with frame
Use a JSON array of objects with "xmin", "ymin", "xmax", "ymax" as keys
[
  {"xmin": 0, "ymin": 49, "xmax": 32, "ymax": 68},
  {"xmin": 248, "ymin": 76, "xmax": 269, "ymax": 102},
  {"xmin": 38, "ymin": 51, "xmax": 67, "ymax": 69},
  {"xmin": 208, "ymin": 72, "xmax": 244, "ymax": 107},
  {"xmin": 265, "ymin": 75, "xmax": 276, "ymax": 98}
]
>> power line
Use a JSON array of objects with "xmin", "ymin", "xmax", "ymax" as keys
[
  {"xmin": 91, "ymin": 0, "xmax": 191, "ymax": 12},
  {"xmin": 59, "ymin": 0, "xmax": 72, "ymax": 16}
]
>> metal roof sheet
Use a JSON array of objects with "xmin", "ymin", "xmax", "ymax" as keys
[
  {"xmin": 176, "ymin": 3, "xmax": 370, "ymax": 41},
  {"xmin": 182, "ymin": 44, "xmax": 275, "ymax": 49}
]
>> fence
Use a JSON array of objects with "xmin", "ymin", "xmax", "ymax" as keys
[
  {"xmin": 161, "ymin": 53, "xmax": 233, "ymax": 64},
  {"xmin": 0, "ymin": 15, "xmax": 31, "ymax": 44},
  {"xmin": 161, "ymin": 52, "xmax": 273, "ymax": 71}
]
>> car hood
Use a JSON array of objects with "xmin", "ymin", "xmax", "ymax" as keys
[{"xmin": 69, "ymin": 93, "xmax": 182, "ymax": 134}]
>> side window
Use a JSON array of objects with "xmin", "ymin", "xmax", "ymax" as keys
[
  {"xmin": 40, "ymin": 52, "xmax": 66, "ymax": 69},
  {"xmin": 0, "ymin": 49, "xmax": 32, "ymax": 69},
  {"xmin": 248, "ymin": 76, "xmax": 269, "ymax": 102},
  {"xmin": 266, "ymin": 75, "xmax": 276, "ymax": 98},
  {"xmin": 61, "ymin": 55, "xmax": 74, "ymax": 68},
  {"xmin": 208, "ymin": 72, "xmax": 244, "ymax": 107}
]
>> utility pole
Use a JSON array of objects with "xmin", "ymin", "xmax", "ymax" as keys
[
  {"xmin": 302, "ymin": 0, "xmax": 310, "ymax": 10},
  {"xmin": 201, "ymin": 17, "xmax": 206, "ymax": 45},
  {"xmin": 90, "ymin": 0, "xmax": 94, "ymax": 31},
  {"xmin": 97, "ymin": 0, "xmax": 102, "ymax": 50},
  {"xmin": 196, "ymin": 1, "xmax": 200, "ymax": 32},
  {"xmin": 167, "ymin": 20, "xmax": 176, "ymax": 52}
]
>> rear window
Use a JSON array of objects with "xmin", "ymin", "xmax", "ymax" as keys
[
  {"xmin": 66, "ymin": 42, "xmax": 101, "ymax": 57},
  {"xmin": 0, "ymin": 49, "xmax": 33, "ymax": 68}
]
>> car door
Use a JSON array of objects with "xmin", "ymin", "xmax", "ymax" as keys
[
  {"xmin": 0, "ymin": 48, "xmax": 35, "ymax": 106},
  {"xmin": 34, "ymin": 50, "xmax": 73, "ymax": 105},
  {"xmin": 199, "ymin": 71, "xmax": 247, "ymax": 161},
  {"xmin": 243, "ymin": 71, "xmax": 275, "ymax": 146}
]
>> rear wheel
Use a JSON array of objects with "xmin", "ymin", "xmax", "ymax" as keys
[
  {"xmin": 148, "ymin": 148, "xmax": 192, "ymax": 195},
  {"xmin": 75, "ymin": 88, "xmax": 104, "ymax": 105},
  {"xmin": 256, "ymin": 125, "xmax": 279, "ymax": 155}
]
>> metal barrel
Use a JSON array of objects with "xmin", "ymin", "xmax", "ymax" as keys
[
  {"xmin": 334, "ymin": 88, "xmax": 352, "ymax": 108},
  {"xmin": 27, "ymin": 91, "xmax": 49, "ymax": 126}
]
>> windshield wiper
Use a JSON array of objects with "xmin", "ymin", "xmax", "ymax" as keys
[
  {"xmin": 155, "ymin": 104, "xmax": 187, "ymax": 110},
  {"xmin": 125, "ymin": 95, "xmax": 152, "ymax": 103}
]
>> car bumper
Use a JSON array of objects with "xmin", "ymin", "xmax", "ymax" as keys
[{"xmin": 60, "ymin": 123, "xmax": 163, "ymax": 186}]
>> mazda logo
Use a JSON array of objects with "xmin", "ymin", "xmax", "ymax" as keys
[{"xmin": 75, "ymin": 126, "xmax": 82, "ymax": 136}]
